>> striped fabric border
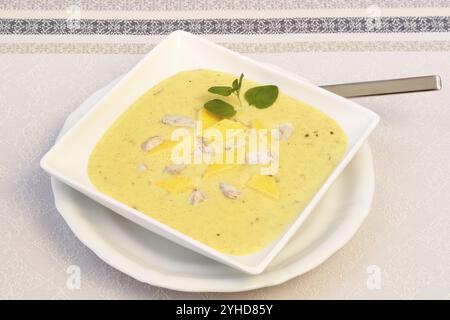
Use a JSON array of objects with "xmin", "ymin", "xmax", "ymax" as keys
[
  {"xmin": 1, "ymin": 0, "xmax": 449, "ymax": 11},
  {"xmin": 2, "ymin": 41, "xmax": 450, "ymax": 54},
  {"xmin": 2, "ymin": 1, "xmax": 449, "ymax": 53},
  {"xmin": 0, "ymin": 16, "xmax": 449, "ymax": 35}
]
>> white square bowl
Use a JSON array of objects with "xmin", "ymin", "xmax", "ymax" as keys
[{"xmin": 40, "ymin": 31, "xmax": 379, "ymax": 274}]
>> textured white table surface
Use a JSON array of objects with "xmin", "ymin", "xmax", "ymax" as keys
[{"xmin": 0, "ymin": 1, "xmax": 449, "ymax": 299}]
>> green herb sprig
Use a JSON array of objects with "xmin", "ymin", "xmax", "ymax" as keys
[
  {"xmin": 204, "ymin": 73, "xmax": 278, "ymax": 117},
  {"xmin": 208, "ymin": 73, "xmax": 244, "ymax": 108}
]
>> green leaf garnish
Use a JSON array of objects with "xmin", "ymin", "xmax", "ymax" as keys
[
  {"xmin": 208, "ymin": 73, "xmax": 245, "ymax": 108},
  {"xmin": 244, "ymin": 85, "xmax": 279, "ymax": 109},
  {"xmin": 233, "ymin": 73, "xmax": 244, "ymax": 107},
  {"xmin": 208, "ymin": 86, "xmax": 233, "ymax": 96},
  {"xmin": 232, "ymin": 79, "xmax": 239, "ymax": 91},
  {"xmin": 204, "ymin": 99, "xmax": 237, "ymax": 117},
  {"xmin": 238, "ymin": 73, "xmax": 244, "ymax": 89}
]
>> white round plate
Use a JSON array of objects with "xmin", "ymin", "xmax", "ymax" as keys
[{"xmin": 51, "ymin": 77, "xmax": 375, "ymax": 292}]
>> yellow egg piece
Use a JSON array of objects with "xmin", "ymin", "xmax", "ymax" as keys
[
  {"xmin": 203, "ymin": 163, "xmax": 238, "ymax": 179},
  {"xmin": 207, "ymin": 119, "xmax": 247, "ymax": 140},
  {"xmin": 198, "ymin": 109, "xmax": 220, "ymax": 129},
  {"xmin": 148, "ymin": 140, "xmax": 178, "ymax": 155},
  {"xmin": 247, "ymin": 174, "xmax": 280, "ymax": 199},
  {"xmin": 252, "ymin": 119, "xmax": 266, "ymax": 130},
  {"xmin": 156, "ymin": 176, "xmax": 194, "ymax": 193}
]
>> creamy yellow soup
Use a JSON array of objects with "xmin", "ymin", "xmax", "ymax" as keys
[{"xmin": 88, "ymin": 69, "xmax": 348, "ymax": 255}]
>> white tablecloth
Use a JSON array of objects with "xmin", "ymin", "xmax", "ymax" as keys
[{"xmin": 0, "ymin": 0, "xmax": 449, "ymax": 299}]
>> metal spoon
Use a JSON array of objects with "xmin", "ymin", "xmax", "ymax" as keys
[{"xmin": 320, "ymin": 75, "xmax": 442, "ymax": 98}]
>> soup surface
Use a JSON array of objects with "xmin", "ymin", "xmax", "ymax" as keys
[{"xmin": 88, "ymin": 69, "xmax": 348, "ymax": 255}]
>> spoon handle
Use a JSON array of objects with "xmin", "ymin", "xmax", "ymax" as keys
[{"xmin": 320, "ymin": 75, "xmax": 442, "ymax": 98}]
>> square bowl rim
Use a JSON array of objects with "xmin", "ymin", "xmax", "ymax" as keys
[{"xmin": 40, "ymin": 30, "xmax": 379, "ymax": 274}]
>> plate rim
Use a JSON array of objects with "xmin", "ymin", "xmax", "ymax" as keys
[{"xmin": 49, "ymin": 76, "xmax": 375, "ymax": 292}]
